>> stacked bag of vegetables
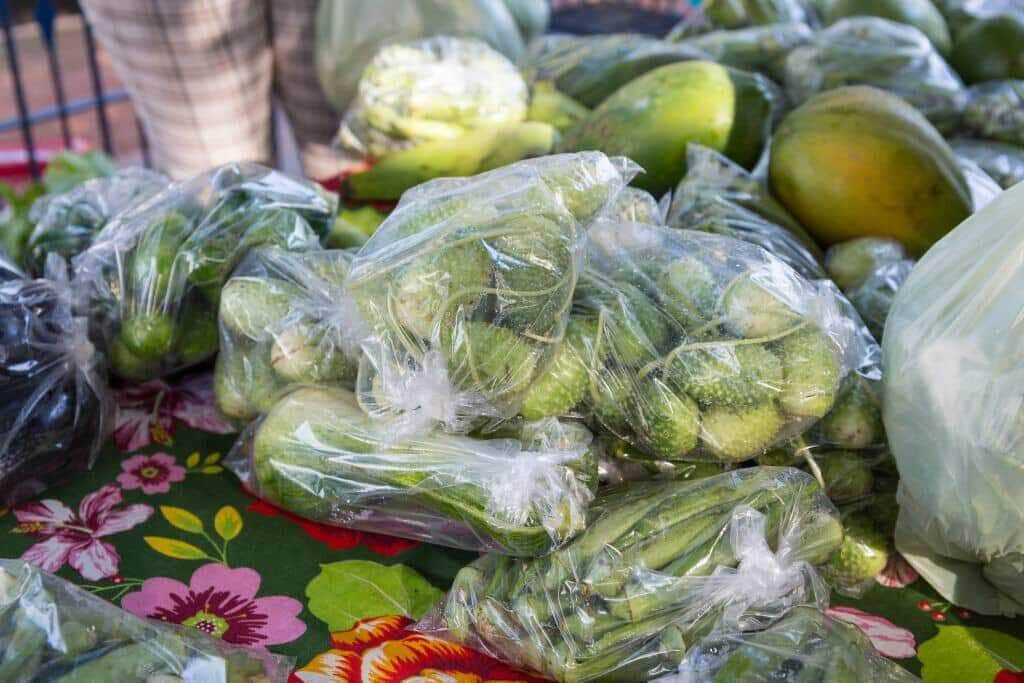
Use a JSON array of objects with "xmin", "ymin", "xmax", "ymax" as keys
[
  {"xmin": 72, "ymin": 162, "xmax": 335, "ymax": 381},
  {"xmin": 0, "ymin": 258, "xmax": 112, "ymax": 506},
  {"xmin": 0, "ymin": 559, "xmax": 290, "ymax": 681},
  {"xmin": 420, "ymin": 467, "xmax": 844, "ymax": 681}
]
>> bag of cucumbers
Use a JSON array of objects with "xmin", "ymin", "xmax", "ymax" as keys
[
  {"xmin": 338, "ymin": 36, "xmax": 530, "ymax": 159},
  {"xmin": 0, "ymin": 559, "xmax": 291, "ymax": 682},
  {"xmin": 0, "ymin": 259, "xmax": 113, "ymax": 506},
  {"xmin": 25, "ymin": 167, "xmax": 169, "ymax": 276},
  {"xmin": 420, "ymin": 467, "xmax": 843, "ymax": 682},
  {"xmin": 781, "ymin": 17, "xmax": 965, "ymax": 134},
  {"xmin": 666, "ymin": 145, "xmax": 826, "ymax": 281},
  {"xmin": 214, "ymin": 247, "xmax": 363, "ymax": 424},
  {"xmin": 663, "ymin": 605, "xmax": 919, "ymax": 681},
  {"xmin": 558, "ymin": 221, "xmax": 867, "ymax": 464},
  {"xmin": 73, "ymin": 163, "xmax": 335, "ymax": 381},
  {"xmin": 227, "ymin": 385, "xmax": 598, "ymax": 555},
  {"xmin": 345, "ymin": 152, "xmax": 634, "ymax": 437}
]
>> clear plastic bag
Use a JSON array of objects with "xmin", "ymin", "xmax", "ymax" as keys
[
  {"xmin": 0, "ymin": 259, "xmax": 113, "ymax": 506},
  {"xmin": 214, "ymin": 247, "xmax": 363, "ymax": 424},
  {"xmin": 570, "ymin": 221, "xmax": 867, "ymax": 463},
  {"xmin": 960, "ymin": 155, "xmax": 1004, "ymax": 210},
  {"xmin": 951, "ymin": 137, "xmax": 1024, "ymax": 189},
  {"xmin": 314, "ymin": 0, "xmax": 525, "ymax": 115},
  {"xmin": 666, "ymin": 145, "xmax": 827, "ymax": 281},
  {"xmin": 525, "ymin": 33, "xmax": 707, "ymax": 107},
  {"xmin": 781, "ymin": 17, "xmax": 966, "ymax": 133},
  {"xmin": 227, "ymin": 385, "xmax": 598, "ymax": 555},
  {"xmin": 884, "ymin": 180, "xmax": 1024, "ymax": 615},
  {"xmin": 73, "ymin": 163, "xmax": 335, "ymax": 381},
  {"xmin": 419, "ymin": 467, "xmax": 843, "ymax": 683},
  {"xmin": 345, "ymin": 152, "xmax": 634, "ymax": 437},
  {"xmin": 960, "ymin": 79, "xmax": 1024, "ymax": 147},
  {"xmin": 672, "ymin": 22, "xmax": 814, "ymax": 79},
  {"xmin": 25, "ymin": 168, "xmax": 169, "ymax": 276},
  {"xmin": 825, "ymin": 237, "xmax": 915, "ymax": 340},
  {"xmin": 502, "ymin": 0, "xmax": 550, "ymax": 43},
  {"xmin": 600, "ymin": 187, "xmax": 665, "ymax": 224},
  {"xmin": 0, "ymin": 559, "xmax": 291, "ymax": 682},
  {"xmin": 664, "ymin": 605, "xmax": 919, "ymax": 682},
  {"xmin": 684, "ymin": 0, "xmax": 816, "ymax": 32},
  {"xmin": 337, "ymin": 36, "xmax": 529, "ymax": 159}
]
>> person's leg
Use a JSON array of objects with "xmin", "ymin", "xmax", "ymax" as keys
[
  {"xmin": 268, "ymin": 0, "xmax": 350, "ymax": 181},
  {"xmin": 79, "ymin": 0, "xmax": 273, "ymax": 179}
]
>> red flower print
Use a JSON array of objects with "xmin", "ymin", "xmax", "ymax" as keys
[
  {"xmin": 290, "ymin": 615, "xmax": 543, "ymax": 683},
  {"xmin": 246, "ymin": 498, "xmax": 418, "ymax": 556},
  {"xmin": 876, "ymin": 552, "xmax": 920, "ymax": 589},
  {"xmin": 13, "ymin": 485, "xmax": 154, "ymax": 581},
  {"xmin": 117, "ymin": 453, "xmax": 187, "ymax": 495},
  {"xmin": 121, "ymin": 563, "xmax": 305, "ymax": 647},
  {"xmin": 995, "ymin": 670, "xmax": 1024, "ymax": 682},
  {"xmin": 827, "ymin": 606, "xmax": 917, "ymax": 659},
  {"xmin": 113, "ymin": 372, "xmax": 233, "ymax": 452}
]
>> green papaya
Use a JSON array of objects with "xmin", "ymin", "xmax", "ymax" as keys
[
  {"xmin": 346, "ymin": 122, "xmax": 556, "ymax": 201},
  {"xmin": 769, "ymin": 85, "xmax": 972, "ymax": 255},
  {"xmin": 561, "ymin": 61, "xmax": 775, "ymax": 195},
  {"xmin": 950, "ymin": 14, "xmax": 1024, "ymax": 83},
  {"xmin": 822, "ymin": 0, "xmax": 952, "ymax": 54}
]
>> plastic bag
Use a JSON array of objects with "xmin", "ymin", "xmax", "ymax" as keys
[
  {"xmin": 314, "ymin": 0, "xmax": 525, "ymax": 114},
  {"xmin": 600, "ymin": 187, "xmax": 665, "ymax": 224},
  {"xmin": 0, "ymin": 559, "xmax": 291, "ymax": 681},
  {"xmin": 884, "ymin": 180, "xmax": 1024, "ymax": 615},
  {"xmin": 228, "ymin": 385, "xmax": 598, "ymax": 555},
  {"xmin": 525, "ymin": 33, "xmax": 707, "ymax": 107},
  {"xmin": 664, "ymin": 605, "xmax": 919, "ymax": 682},
  {"xmin": 345, "ymin": 152, "xmax": 634, "ymax": 437},
  {"xmin": 337, "ymin": 36, "xmax": 529, "ymax": 159},
  {"xmin": 781, "ymin": 17, "xmax": 966, "ymax": 133},
  {"xmin": 672, "ymin": 22, "xmax": 814, "ymax": 79},
  {"xmin": 824, "ymin": 237, "xmax": 915, "ymax": 339},
  {"xmin": 666, "ymin": 145, "xmax": 827, "ymax": 281},
  {"xmin": 214, "ymin": 247, "xmax": 362, "ymax": 424},
  {"xmin": 960, "ymin": 80, "xmax": 1024, "ymax": 146},
  {"xmin": 570, "ymin": 221, "xmax": 866, "ymax": 463},
  {"xmin": 951, "ymin": 138, "xmax": 1024, "ymax": 189},
  {"xmin": 684, "ymin": 0, "xmax": 816, "ymax": 32},
  {"xmin": 0, "ymin": 259, "xmax": 113, "ymax": 506},
  {"xmin": 419, "ymin": 467, "xmax": 842, "ymax": 682},
  {"xmin": 960, "ymin": 155, "xmax": 1004, "ymax": 211},
  {"xmin": 73, "ymin": 163, "xmax": 335, "ymax": 381},
  {"xmin": 25, "ymin": 167, "xmax": 169, "ymax": 275},
  {"xmin": 502, "ymin": 0, "xmax": 550, "ymax": 43}
]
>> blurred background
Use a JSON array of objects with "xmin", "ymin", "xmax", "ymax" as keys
[{"xmin": 0, "ymin": 0, "xmax": 696, "ymax": 185}]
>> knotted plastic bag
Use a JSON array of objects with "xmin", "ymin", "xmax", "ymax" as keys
[
  {"xmin": 227, "ymin": 386, "xmax": 597, "ymax": 555},
  {"xmin": 419, "ymin": 467, "xmax": 842, "ymax": 683},
  {"xmin": 337, "ymin": 36, "xmax": 528, "ymax": 159},
  {"xmin": 781, "ymin": 17, "xmax": 965, "ymax": 133},
  {"xmin": 568, "ymin": 221, "xmax": 865, "ymax": 464},
  {"xmin": 214, "ymin": 247, "xmax": 364, "ymax": 424},
  {"xmin": 73, "ymin": 163, "xmax": 335, "ymax": 381},
  {"xmin": 25, "ymin": 167, "xmax": 169, "ymax": 276},
  {"xmin": 663, "ymin": 605, "xmax": 919, "ymax": 682},
  {"xmin": 884, "ymin": 180, "xmax": 1024, "ymax": 615},
  {"xmin": 345, "ymin": 152, "xmax": 634, "ymax": 437},
  {"xmin": 0, "ymin": 559, "xmax": 291, "ymax": 681},
  {"xmin": 0, "ymin": 257, "xmax": 113, "ymax": 506}
]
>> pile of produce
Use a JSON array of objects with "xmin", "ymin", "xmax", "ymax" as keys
[{"xmin": 0, "ymin": 559, "xmax": 290, "ymax": 681}]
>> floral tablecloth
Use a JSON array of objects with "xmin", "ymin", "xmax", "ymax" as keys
[{"xmin": 1, "ymin": 372, "xmax": 1022, "ymax": 682}]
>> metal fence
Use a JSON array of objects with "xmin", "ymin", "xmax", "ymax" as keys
[{"xmin": 0, "ymin": 0, "xmax": 148, "ymax": 181}]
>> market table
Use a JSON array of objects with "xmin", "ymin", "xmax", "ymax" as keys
[{"xmin": 1, "ymin": 371, "xmax": 1021, "ymax": 682}]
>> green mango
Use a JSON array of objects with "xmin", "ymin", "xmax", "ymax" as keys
[
  {"xmin": 561, "ymin": 61, "xmax": 775, "ymax": 195},
  {"xmin": 951, "ymin": 14, "xmax": 1024, "ymax": 83}
]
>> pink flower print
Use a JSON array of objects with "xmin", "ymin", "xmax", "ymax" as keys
[
  {"xmin": 117, "ymin": 453, "xmax": 187, "ymax": 495},
  {"xmin": 876, "ymin": 552, "xmax": 920, "ymax": 589},
  {"xmin": 827, "ymin": 605, "xmax": 917, "ymax": 659},
  {"xmin": 122, "ymin": 563, "xmax": 305, "ymax": 647},
  {"xmin": 113, "ymin": 372, "xmax": 233, "ymax": 452},
  {"xmin": 13, "ymin": 484, "xmax": 154, "ymax": 581}
]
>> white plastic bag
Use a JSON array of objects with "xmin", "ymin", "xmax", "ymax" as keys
[{"xmin": 884, "ymin": 180, "xmax": 1024, "ymax": 615}]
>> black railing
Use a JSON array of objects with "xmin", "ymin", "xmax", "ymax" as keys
[{"xmin": 0, "ymin": 0, "xmax": 149, "ymax": 180}]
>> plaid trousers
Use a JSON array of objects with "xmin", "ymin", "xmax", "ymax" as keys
[{"xmin": 80, "ymin": 0, "xmax": 344, "ymax": 180}]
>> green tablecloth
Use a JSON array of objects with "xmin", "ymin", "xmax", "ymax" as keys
[{"xmin": 2, "ymin": 372, "xmax": 1021, "ymax": 682}]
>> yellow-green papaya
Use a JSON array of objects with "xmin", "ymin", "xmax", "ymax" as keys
[
  {"xmin": 560, "ymin": 61, "xmax": 775, "ymax": 195},
  {"xmin": 769, "ymin": 86, "xmax": 971, "ymax": 255},
  {"xmin": 822, "ymin": 0, "xmax": 952, "ymax": 55},
  {"xmin": 950, "ymin": 14, "xmax": 1024, "ymax": 83}
]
